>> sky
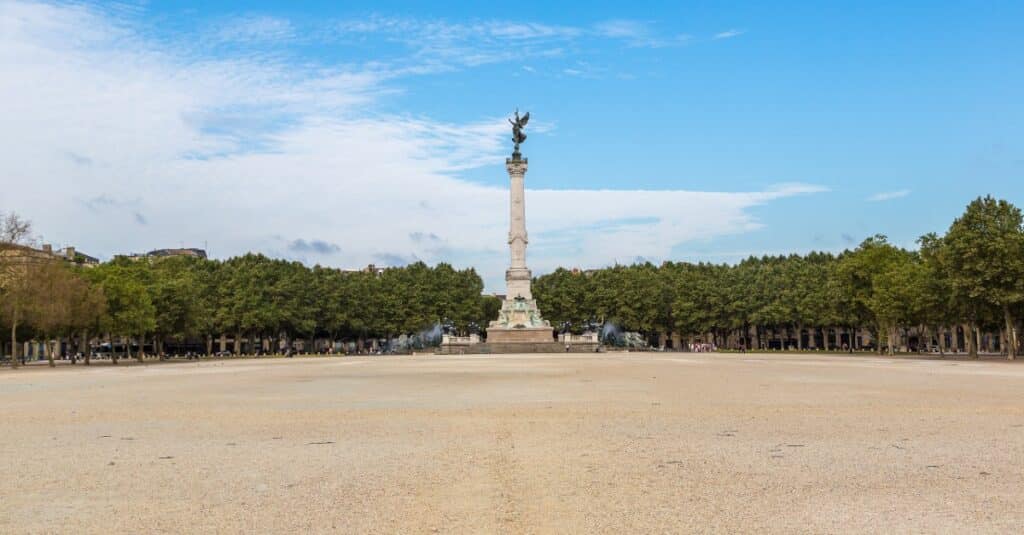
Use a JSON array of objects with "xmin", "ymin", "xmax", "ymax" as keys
[{"xmin": 1, "ymin": 1, "xmax": 1021, "ymax": 291}]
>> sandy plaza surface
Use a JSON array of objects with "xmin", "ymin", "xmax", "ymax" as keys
[{"xmin": 2, "ymin": 352, "xmax": 1023, "ymax": 533}]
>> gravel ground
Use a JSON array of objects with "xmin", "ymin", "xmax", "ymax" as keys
[{"xmin": 2, "ymin": 352, "xmax": 1023, "ymax": 533}]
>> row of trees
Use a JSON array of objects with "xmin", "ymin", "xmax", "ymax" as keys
[
  {"xmin": 3, "ymin": 195, "xmax": 1022, "ymax": 365},
  {"xmin": 534, "ymin": 196, "xmax": 1024, "ymax": 358},
  {"xmin": 1, "ymin": 216, "xmax": 498, "ymax": 366}
]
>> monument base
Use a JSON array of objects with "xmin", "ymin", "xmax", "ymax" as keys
[
  {"xmin": 486, "ymin": 295, "xmax": 552, "ymax": 346},
  {"xmin": 485, "ymin": 326, "xmax": 555, "ymax": 344},
  {"xmin": 437, "ymin": 341, "xmax": 598, "ymax": 355}
]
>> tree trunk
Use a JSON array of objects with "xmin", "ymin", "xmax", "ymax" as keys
[
  {"xmin": 234, "ymin": 332, "xmax": 241, "ymax": 355},
  {"xmin": 1004, "ymin": 305, "xmax": 1018, "ymax": 360},
  {"xmin": 966, "ymin": 323, "xmax": 978, "ymax": 358},
  {"xmin": 83, "ymin": 331, "xmax": 90, "ymax": 365},
  {"xmin": 47, "ymin": 338, "xmax": 55, "ymax": 367},
  {"xmin": 206, "ymin": 335, "xmax": 213, "ymax": 357},
  {"xmin": 10, "ymin": 316, "xmax": 19, "ymax": 369},
  {"xmin": 797, "ymin": 324, "xmax": 804, "ymax": 351},
  {"xmin": 886, "ymin": 326, "xmax": 895, "ymax": 356}
]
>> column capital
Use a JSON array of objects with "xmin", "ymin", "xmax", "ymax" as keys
[{"xmin": 505, "ymin": 158, "xmax": 528, "ymax": 174}]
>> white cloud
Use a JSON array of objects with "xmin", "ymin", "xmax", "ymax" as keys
[
  {"xmin": 867, "ymin": 189, "xmax": 911, "ymax": 202},
  {"xmin": 209, "ymin": 15, "xmax": 296, "ymax": 44},
  {"xmin": 0, "ymin": 2, "xmax": 823, "ymax": 290},
  {"xmin": 332, "ymin": 16, "xmax": 687, "ymax": 62},
  {"xmin": 713, "ymin": 29, "xmax": 745, "ymax": 40},
  {"xmin": 329, "ymin": 16, "xmax": 581, "ymax": 70},
  {"xmin": 593, "ymin": 20, "xmax": 690, "ymax": 48},
  {"xmin": 594, "ymin": 20, "xmax": 648, "ymax": 39}
]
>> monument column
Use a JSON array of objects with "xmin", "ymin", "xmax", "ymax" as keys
[
  {"xmin": 506, "ymin": 157, "xmax": 531, "ymax": 300},
  {"xmin": 486, "ymin": 110, "xmax": 554, "ymax": 346}
]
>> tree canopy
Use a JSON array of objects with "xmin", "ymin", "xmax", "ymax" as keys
[{"xmin": 3, "ymin": 196, "xmax": 1023, "ymax": 363}]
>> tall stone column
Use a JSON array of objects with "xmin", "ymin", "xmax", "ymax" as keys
[
  {"xmin": 485, "ymin": 111, "xmax": 555, "ymax": 348},
  {"xmin": 486, "ymin": 156, "xmax": 553, "ymax": 344},
  {"xmin": 506, "ymin": 157, "xmax": 531, "ymax": 300}
]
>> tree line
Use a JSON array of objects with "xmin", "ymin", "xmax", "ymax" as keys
[
  {"xmin": 533, "ymin": 196, "xmax": 1024, "ymax": 359},
  {"xmin": 1, "ymin": 217, "xmax": 497, "ymax": 367},
  {"xmin": 3, "ymin": 195, "xmax": 1022, "ymax": 365}
]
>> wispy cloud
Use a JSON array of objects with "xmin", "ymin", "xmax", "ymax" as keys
[
  {"xmin": 409, "ymin": 232, "xmax": 442, "ymax": 244},
  {"xmin": 327, "ymin": 16, "xmax": 689, "ymax": 72},
  {"xmin": 867, "ymin": 189, "xmax": 911, "ymax": 202},
  {"xmin": 594, "ymin": 20, "xmax": 647, "ymax": 40},
  {"xmin": 713, "ymin": 29, "xmax": 745, "ymax": 40},
  {"xmin": 65, "ymin": 151, "xmax": 93, "ymax": 166},
  {"xmin": 329, "ymin": 16, "xmax": 582, "ymax": 70},
  {"xmin": 593, "ymin": 19, "xmax": 690, "ymax": 48},
  {"xmin": 763, "ymin": 183, "xmax": 830, "ymax": 197},
  {"xmin": 288, "ymin": 239, "xmax": 341, "ymax": 255},
  {"xmin": 373, "ymin": 252, "xmax": 420, "ymax": 266},
  {"xmin": 209, "ymin": 15, "xmax": 295, "ymax": 44}
]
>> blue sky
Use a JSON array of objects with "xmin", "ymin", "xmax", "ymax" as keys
[{"xmin": 1, "ymin": 1, "xmax": 1021, "ymax": 289}]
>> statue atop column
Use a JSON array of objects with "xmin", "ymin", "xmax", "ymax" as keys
[{"xmin": 509, "ymin": 110, "xmax": 530, "ymax": 159}]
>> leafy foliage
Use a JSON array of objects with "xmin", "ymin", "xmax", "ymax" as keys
[{"xmin": 3, "ymin": 196, "xmax": 1023, "ymax": 362}]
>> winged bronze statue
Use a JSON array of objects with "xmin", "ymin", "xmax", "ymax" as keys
[{"xmin": 509, "ymin": 110, "xmax": 530, "ymax": 157}]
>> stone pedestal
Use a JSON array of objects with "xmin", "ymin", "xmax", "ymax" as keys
[
  {"xmin": 486, "ymin": 327, "xmax": 555, "ymax": 344},
  {"xmin": 486, "ymin": 294, "xmax": 552, "ymax": 342}
]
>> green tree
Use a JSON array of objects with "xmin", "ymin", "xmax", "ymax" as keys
[
  {"xmin": 148, "ymin": 257, "xmax": 202, "ymax": 357},
  {"xmin": 534, "ymin": 268, "xmax": 588, "ymax": 330},
  {"xmin": 88, "ymin": 264, "xmax": 157, "ymax": 363},
  {"xmin": 868, "ymin": 251, "xmax": 926, "ymax": 355},
  {"xmin": 941, "ymin": 196, "xmax": 1024, "ymax": 359},
  {"xmin": 0, "ymin": 212, "xmax": 36, "ymax": 367},
  {"xmin": 832, "ymin": 236, "xmax": 904, "ymax": 352},
  {"xmin": 66, "ymin": 268, "xmax": 107, "ymax": 365},
  {"xmin": 918, "ymin": 233, "xmax": 957, "ymax": 355}
]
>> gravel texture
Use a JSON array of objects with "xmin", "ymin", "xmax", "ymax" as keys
[{"xmin": 2, "ymin": 352, "xmax": 1023, "ymax": 533}]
